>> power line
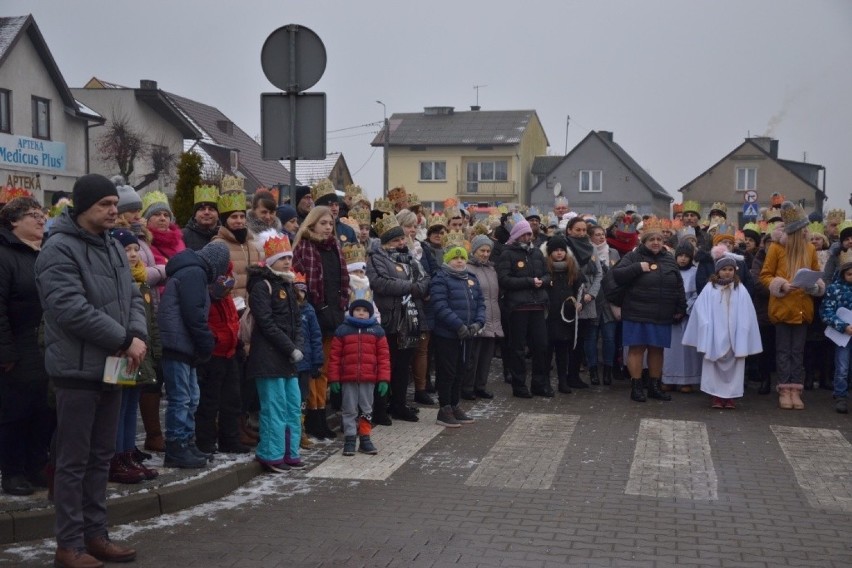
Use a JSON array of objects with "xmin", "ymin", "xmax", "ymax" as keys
[
  {"xmin": 328, "ymin": 130, "xmax": 379, "ymax": 141},
  {"xmin": 351, "ymin": 147, "xmax": 378, "ymax": 175},
  {"xmin": 327, "ymin": 121, "xmax": 382, "ymax": 134}
]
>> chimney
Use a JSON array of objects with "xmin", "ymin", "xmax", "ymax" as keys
[
  {"xmin": 139, "ymin": 79, "xmax": 158, "ymax": 90},
  {"xmin": 749, "ymin": 136, "xmax": 772, "ymax": 153},
  {"xmin": 424, "ymin": 106, "xmax": 454, "ymax": 116},
  {"xmin": 769, "ymin": 139, "xmax": 779, "ymax": 159},
  {"xmin": 470, "ymin": 105, "xmax": 481, "ymax": 111},
  {"xmin": 598, "ymin": 131, "xmax": 613, "ymax": 142},
  {"xmin": 217, "ymin": 120, "xmax": 234, "ymax": 136}
]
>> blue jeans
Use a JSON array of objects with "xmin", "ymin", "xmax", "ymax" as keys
[
  {"xmin": 115, "ymin": 387, "xmax": 141, "ymax": 452},
  {"xmin": 584, "ymin": 319, "xmax": 617, "ymax": 367},
  {"xmin": 163, "ymin": 359, "xmax": 200, "ymax": 442},
  {"xmin": 255, "ymin": 377, "xmax": 301, "ymax": 462},
  {"xmin": 834, "ymin": 343, "xmax": 851, "ymax": 398}
]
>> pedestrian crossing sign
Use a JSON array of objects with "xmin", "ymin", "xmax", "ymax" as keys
[{"xmin": 743, "ymin": 203, "xmax": 760, "ymax": 218}]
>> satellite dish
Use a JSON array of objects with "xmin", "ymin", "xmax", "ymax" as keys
[{"xmin": 553, "ymin": 182, "xmax": 562, "ymax": 197}]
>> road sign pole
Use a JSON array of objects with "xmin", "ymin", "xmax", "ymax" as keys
[{"xmin": 287, "ymin": 26, "xmax": 298, "ymax": 206}]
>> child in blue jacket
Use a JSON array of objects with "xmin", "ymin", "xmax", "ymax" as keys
[
  {"xmin": 294, "ymin": 272, "xmax": 323, "ymax": 447},
  {"xmin": 820, "ymin": 249, "xmax": 852, "ymax": 414}
]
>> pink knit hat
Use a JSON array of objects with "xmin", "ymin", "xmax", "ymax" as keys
[{"xmin": 508, "ymin": 219, "xmax": 532, "ymax": 244}]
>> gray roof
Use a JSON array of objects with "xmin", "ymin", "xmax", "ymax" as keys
[
  {"xmin": 594, "ymin": 133, "xmax": 671, "ymax": 201},
  {"xmin": 531, "ymin": 155, "xmax": 563, "ymax": 176},
  {"xmin": 371, "ymin": 109, "xmax": 542, "ymax": 147},
  {"xmin": 294, "ymin": 153, "xmax": 342, "ymax": 185}
]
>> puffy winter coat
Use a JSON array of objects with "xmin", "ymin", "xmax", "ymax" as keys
[
  {"xmin": 760, "ymin": 241, "xmax": 823, "ymax": 325},
  {"xmin": 366, "ymin": 245, "xmax": 430, "ymax": 335},
  {"xmin": 429, "ymin": 266, "xmax": 486, "ymax": 340},
  {"xmin": 546, "ymin": 262, "xmax": 584, "ymax": 342},
  {"xmin": 182, "ymin": 217, "xmax": 220, "ymax": 252},
  {"xmin": 496, "ymin": 243, "xmax": 550, "ymax": 311},
  {"xmin": 466, "ymin": 259, "xmax": 503, "ymax": 338},
  {"xmin": 297, "ymin": 301, "xmax": 324, "ymax": 374},
  {"xmin": 327, "ymin": 316, "xmax": 391, "ymax": 384},
  {"xmin": 35, "ymin": 211, "xmax": 147, "ymax": 387},
  {"xmin": 158, "ymin": 249, "xmax": 215, "ymax": 364},
  {"xmin": 610, "ymin": 244, "xmax": 687, "ymax": 324},
  {"xmin": 208, "ymin": 295, "xmax": 239, "ymax": 359},
  {"xmin": 0, "ymin": 228, "xmax": 47, "ymax": 384},
  {"xmin": 245, "ymin": 266, "xmax": 303, "ymax": 379},
  {"xmin": 820, "ymin": 273, "xmax": 852, "ymax": 332},
  {"xmin": 212, "ymin": 226, "xmax": 263, "ymax": 305}
]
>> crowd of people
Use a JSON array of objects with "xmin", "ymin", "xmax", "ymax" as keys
[{"xmin": 0, "ymin": 174, "xmax": 849, "ymax": 567}]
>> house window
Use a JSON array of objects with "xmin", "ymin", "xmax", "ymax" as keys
[
  {"xmin": 466, "ymin": 160, "xmax": 508, "ymax": 192},
  {"xmin": 420, "ymin": 161, "xmax": 446, "ymax": 181},
  {"xmin": 32, "ymin": 97, "xmax": 50, "ymax": 139},
  {"xmin": 0, "ymin": 90, "xmax": 10, "ymax": 133},
  {"xmin": 736, "ymin": 167, "xmax": 756, "ymax": 191},
  {"xmin": 579, "ymin": 170, "xmax": 602, "ymax": 192}
]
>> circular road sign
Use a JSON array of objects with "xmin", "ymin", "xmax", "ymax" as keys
[
  {"xmin": 261, "ymin": 24, "xmax": 327, "ymax": 92},
  {"xmin": 744, "ymin": 190, "xmax": 758, "ymax": 203}
]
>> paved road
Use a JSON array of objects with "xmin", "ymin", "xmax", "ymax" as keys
[{"xmin": 3, "ymin": 372, "xmax": 852, "ymax": 567}]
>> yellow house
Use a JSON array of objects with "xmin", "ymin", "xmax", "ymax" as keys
[{"xmin": 371, "ymin": 106, "xmax": 548, "ymax": 210}]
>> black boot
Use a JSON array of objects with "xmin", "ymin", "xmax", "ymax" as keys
[
  {"xmin": 804, "ymin": 369, "xmax": 815, "ymax": 391},
  {"xmin": 602, "ymin": 365, "xmax": 612, "ymax": 386},
  {"xmin": 317, "ymin": 408, "xmax": 337, "ymax": 438},
  {"xmin": 557, "ymin": 376, "xmax": 571, "ymax": 394},
  {"xmin": 758, "ymin": 372, "xmax": 771, "ymax": 395},
  {"xmin": 630, "ymin": 379, "xmax": 646, "ymax": 402},
  {"xmin": 589, "ymin": 367, "xmax": 599, "ymax": 386},
  {"xmin": 304, "ymin": 409, "xmax": 325, "ymax": 438},
  {"xmin": 647, "ymin": 379, "xmax": 672, "ymax": 401}
]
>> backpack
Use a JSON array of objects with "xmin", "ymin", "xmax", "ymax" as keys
[{"xmin": 238, "ymin": 279, "xmax": 272, "ymax": 354}]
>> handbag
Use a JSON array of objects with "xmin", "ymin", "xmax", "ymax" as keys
[
  {"xmin": 602, "ymin": 265, "xmax": 628, "ymax": 307},
  {"xmin": 396, "ymin": 294, "xmax": 421, "ymax": 350}
]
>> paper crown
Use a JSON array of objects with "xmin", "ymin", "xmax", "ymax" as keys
[
  {"xmin": 256, "ymin": 186, "xmax": 279, "ymax": 204},
  {"xmin": 444, "ymin": 206, "xmax": 461, "ymax": 219},
  {"xmin": 342, "ymin": 243, "xmax": 366, "ymax": 265},
  {"xmin": 349, "ymin": 192, "xmax": 370, "ymax": 208},
  {"xmin": 554, "ymin": 196, "xmax": 569, "ymax": 207},
  {"xmin": 743, "ymin": 222, "xmax": 762, "ymax": 235},
  {"xmin": 348, "ymin": 207, "xmax": 371, "ymax": 227},
  {"xmin": 624, "ymin": 203, "xmax": 639, "ymax": 214},
  {"xmin": 443, "ymin": 197, "xmax": 458, "ymax": 209},
  {"xmin": 826, "ymin": 209, "xmax": 846, "ymax": 224},
  {"xmin": 780, "ymin": 201, "xmax": 807, "ymax": 227},
  {"xmin": 0, "ymin": 186, "xmax": 32, "ymax": 203},
  {"xmin": 709, "ymin": 202, "xmax": 728, "ymax": 215},
  {"xmin": 541, "ymin": 213, "xmax": 557, "ymax": 227},
  {"xmin": 141, "ymin": 190, "xmax": 169, "ymax": 214},
  {"xmin": 526, "ymin": 206, "xmax": 541, "ymax": 219},
  {"xmin": 344, "ymin": 184, "xmax": 364, "ymax": 199},
  {"xmin": 407, "ymin": 193, "xmax": 421, "ymax": 208},
  {"xmin": 442, "ymin": 229, "xmax": 467, "ymax": 250},
  {"xmin": 770, "ymin": 192, "xmax": 785, "ymax": 206},
  {"xmin": 715, "ymin": 222, "xmax": 736, "ymax": 236},
  {"xmin": 597, "ymin": 214, "xmax": 613, "ymax": 229},
  {"xmin": 640, "ymin": 216, "xmax": 665, "ymax": 235},
  {"xmin": 671, "ymin": 218, "xmax": 684, "ymax": 232},
  {"xmin": 659, "ymin": 218, "xmax": 673, "ymax": 232},
  {"xmin": 193, "ymin": 185, "xmax": 219, "ymax": 205},
  {"xmin": 616, "ymin": 214, "xmax": 640, "ymax": 234},
  {"xmin": 218, "ymin": 191, "xmax": 247, "ymax": 215},
  {"xmin": 373, "ymin": 212, "xmax": 401, "ymax": 237},
  {"xmin": 428, "ymin": 212, "xmax": 447, "ymax": 229},
  {"xmin": 388, "ymin": 186, "xmax": 408, "ymax": 204},
  {"xmin": 373, "ymin": 197, "xmax": 393, "ymax": 213},
  {"xmin": 294, "ymin": 271, "xmax": 307, "ymax": 287},
  {"xmin": 764, "ymin": 206, "xmax": 782, "ymax": 222},
  {"xmin": 672, "ymin": 203, "xmax": 684, "ymax": 214},
  {"xmin": 839, "ymin": 249, "xmax": 852, "ymax": 271},
  {"xmin": 682, "ymin": 200, "xmax": 701, "ymax": 215},
  {"xmin": 262, "ymin": 233, "xmax": 292, "ymax": 260},
  {"xmin": 496, "ymin": 204, "xmax": 509, "ymax": 214},
  {"xmin": 311, "ymin": 179, "xmax": 336, "ymax": 202},
  {"xmin": 807, "ymin": 221, "xmax": 825, "ymax": 236},
  {"xmin": 470, "ymin": 222, "xmax": 490, "ymax": 237},
  {"xmin": 221, "ymin": 175, "xmax": 244, "ymax": 193}
]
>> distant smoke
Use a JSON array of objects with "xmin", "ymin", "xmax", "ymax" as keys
[{"xmin": 764, "ymin": 89, "xmax": 802, "ymax": 138}]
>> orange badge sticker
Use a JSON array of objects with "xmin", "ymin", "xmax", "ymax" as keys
[
  {"xmin": 279, "ymin": 290, "xmax": 287, "ymax": 300},
  {"xmin": 650, "ymin": 264, "xmax": 658, "ymax": 270},
  {"xmin": 395, "ymin": 265, "xmax": 403, "ymax": 272},
  {"xmin": 340, "ymin": 235, "xmax": 347, "ymax": 242},
  {"xmin": 467, "ymin": 279, "xmax": 475, "ymax": 287},
  {"xmin": 144, "ymin": 293, "xmax": 151, "ymax": 304},
  {"xmin": 517, "ymin": 261, "xmax": 525, "ymax": 269}
]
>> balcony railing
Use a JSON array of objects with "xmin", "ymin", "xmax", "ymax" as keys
[{"xmin": 457, "ymin": 180, "xmax": 517, "ymax": 199}]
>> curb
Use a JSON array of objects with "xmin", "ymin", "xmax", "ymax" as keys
[{"xmin": 0, "ymin": 460, "xmax": 263, "ymax": 545}]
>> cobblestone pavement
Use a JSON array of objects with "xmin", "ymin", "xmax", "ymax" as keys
[{"xmin": 3, "ymin": 368, "xmax": 852, "ymax": 567}]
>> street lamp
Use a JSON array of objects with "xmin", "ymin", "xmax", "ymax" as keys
[{"xmin": 376, "ymin": 100, "xmax": 389, "ymax": 197}]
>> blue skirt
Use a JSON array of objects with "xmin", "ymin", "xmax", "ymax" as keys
[{"xmin": 622, "ymin": 320, "xmax": 672, "ymax": 348}]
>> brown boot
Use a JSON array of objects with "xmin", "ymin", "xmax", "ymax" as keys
[
  {"xmin": 139, "ymin": 392, "xmax": 165, "ymax": 452},
  {"xmin": 54, "ymin": 547, "xmax": 103, "ymax": 568},
  {"xmin": 84, "ymin": 535, "xmax": 136, "ymax": 563},
  {"xmin": 778, "ymin": 386, "xmax": 793, "ymax": 409},
  {"xmin": 789, "ymin": 387, "xmax": 805, "ymax": 410},
  {"xmin": 108, "ymin": 454, "xmax": 145, "ymax": 484},
  {"xmin": 299, "ymin": 414, "xmax": 313, "ymax": 449}
]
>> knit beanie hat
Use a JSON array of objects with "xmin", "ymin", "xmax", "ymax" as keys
[
  {"xmin": 276, "ymin": 204, "xmax": 298, "ymax": 226},
  {"xmin": 781, "ymin": 201, "xmax": 808, "ymax": 234},
  {"xmin": 507, "ymin": 219, "xmax": 532, "ymax": 244},
  {"xmin": 110, "ymin": 228, "xmax": 139, "ymax": 248},
  {"xmin": 116, "ymin": 184, "xmax": 142, "ymax": 214},
  {"xmin": 380, "ymin": 225, "xmax": 405, "ymax": 245},
  {"xmin": 142, "ymin": 190, "xmax": 173, "ymax": 221},
  {"xmin": 295, "ymin": 186, "xmax": 312, "ymax": 207},
  {"xmin": 840, "ymin": 221, "xmax": 852, "ymax": 243},
  {"xmin": 349, "ymin": 299, "xmax": 374, "ymax": 317},
  {"xmin": 470, "ymin": 234, "xmax": 492, "ymax": 256},
  {"xmin": 674, "ymin": 241, "xmax": 694, "ymax": 262},
  {"xmin": 443, "ymin": 246, "xmax": 468, "ymax": 264},
  {"xmin": 196, "ymin": 242, "xmax": 230, "ymax": 282},
  {"xmin": 546, "ymin": 235, "xmax": 569, "ymax": 255},
  {"xmin": 715, "ymin": 255, "xmax": 737, "ymax": 272},
  {"xmin": 72, "ymin": 174, "xmax": 118, "ymax": 217}
]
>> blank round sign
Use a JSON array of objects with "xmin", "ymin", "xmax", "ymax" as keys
[{"xmin": 261, "ymin": 24, "xmax": 327, "ymax": 92}]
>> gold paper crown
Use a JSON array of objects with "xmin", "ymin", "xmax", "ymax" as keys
[
  {"xmin": 342, "ymin": 243, "xmax": 366, "ymax": 265},
  {"xmin": 373, "ymin": 212, "xmax": 401, "ymax": 237},
  {"xmin": 839, "ymin": 249, "xmax": 852, "ymax": 270},
  {"xmin": 311, "ymin": 179, "xmax": 336, "ymax": 202},
  {"xmin": 624, "ymin": 203, "xmax": 639, "ymax": 213},
  {"xmin": 373, "ymin": 197, "xmax": 393, "ymax": 213},
  {"xmin": 770, "ymin": 192, "xmax": 785, "ymax": 207},
  {"xmin": 807, "ymin": 221, "xmax": 825, "ymax": 236},
  {"xmin": 764, "ymin": 206, "xmax": 782, "ymax": 222},
  {"xmin": 141, "ymin": 190, "xmax": 169, "ymax": 215},
  {"xmin": 660, "ymin": 218, "xmax": 673, "ymax": 232},
  {"xmin": 444, "ymin": 206, "xmax": 461, "ymax": 219},
  {"xmin": 442, "ymin": 229, "xmax": 466, "ymax": 250},
  {"xmin": 709, "ymin": 202, "xmax": 728, "ymax": 215},
  {"xmin": 348, "ymin": 207, "xmax": 370, "ymax": 226},
  {"xmin": 641, "ymin": 216, "xmax": 665, "ymax": 235},
  {"xmin": 193, "ymin": 185, "xmax": 219, "ymax": 205},
  {"xmin": 597, "ymin": 215, "xmax": 613, "ymax": 229},
  {"xmin": 263, "ymin": 234, "xmax": 292, "ymax": 259},
  {"xmin": 470, "ymin": 222, "xmax": 490, "ymax": 237},
  {"xmin": 780, "ymin": 202, "xmax": 806, "ymax": 226},
  {"xmin": 826, "ymin": 209, "xmax": 846, "ymax": 224},
  {"xmin": 839, "ymin": 220, "xmax": 852, "ymax": 235},
  {"xmin": 344, "ymin": 184, "xmax": 364, "ymax": 199},
  {"xmin": 218, "ymin": 191, "xmax": 247, "ymax": 215},
  {"xmin": 672, "ymin": 203, "xmax": 684, "ymax": 214},
  {"xmin": 388, "ymin": 186, "xmax": 408, "ymax": 204},
  {"xmin": 407, "ymin": 193, "xmax": 421, "ymax": 208},
  {"xmin": 682, "ymin": 200, "xmax": 701, "ymax": 215},
  {"xmin": 221, "ymin": 175, "xmax": 244, "ymax": 193},
  {"xmin": 0, "ymin": 186, "xmax": 31, "ymax": 203},
  {"xmin": 428, "ymin": 212, "xmax": 447, "ymax": 229},
  {"xmin": 742, "ymin": 222, "xmax": 761, "ymax": 235}
]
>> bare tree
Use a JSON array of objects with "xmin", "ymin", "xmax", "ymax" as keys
[
  {"xmin": 135, "ymin": 141, "xmax": 177, "ymax": 192},
  {"xmin": 96, "ymin": 111, "xmax": 177, "ymax": 191}
]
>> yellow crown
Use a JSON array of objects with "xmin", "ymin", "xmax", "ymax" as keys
[
  {"xmin": 344, "ymin": 184, "xmax": 364, "ymax": 199},
  {"xmin": 193, "ymin": 185, "xmax": 219, "ymax": 205},
  {"xmin": 428, "ymin": 212, "xmax": 447, "ymax": 229},
  {"xmin": 348, "ymin": 207, "xmax": 370, "ymax": 226},
  {"xmin": 839, "ymin": 220, "xmax": 852, "ymax": 235},
  {"xmin": 373, "ymin": 213, "xmax": 401, "ymax": 237},
  {"xmin": 743, "ymin": 222, "xmax": 761, "ymax": 234},
  {"xmin": 311, "ymin": 179, "xmax": 336, "ymax": 202},
  {"xmin": 764, "ymin": 206, "xmax": 782, "ymax": 222},
  {"xmin": 141, "ymin": 190, "xmax": 169, "ymax": 215},
  {"xmin": 807, "ymin": 221, "xmax": 825, "ymax": 236},
  {"xmin": 220, "ymin": 175, "xmax": 244, "ymax": 193},
  {"xmin": 597, "ymin": 214, "xmax": 613, "ymax": 229},
  {"xmin": 709, "ymin": 202, "xmax": 727, "ymax": 215},
  {"xmin": 407, "ymin": 193, "xmax": 421, "ymax": 208},
  {"xmin": 373, "ymin": 197, "xmax": 393, "ymax": 214},
  {"xmin": 342, "ymin": 243, "xmax": 367, "ymax": 265},
  {"xmin": 444, "ymin": 206, "xmax": 461, "ymax": 220},
  {"xmin": 218, "ymin": 191, "xmax": 247, "ymax": 215},
  {"xmin": 641, "ymin": 216, "xmax": 665, "ymax": 235},
  {"xmin": 682, "ymin": 200, "xmax": 701, "ymax": 216},
  {"xmin": 349, "ymin": 193, "xmax": 371, "ymax": 208},
  {"xmin": 388, "ymin": 186, "xmax": 408, "ymax": 204},
  {"xmin": 780, "ymin": 202, "xmax": 806, "ymax": 226},
  {"xmin": 826, "ymin": 209, "xmax": 846, "ymax": 224},
  {"xmin": 839, "ymin": 249, "xmax": 852, "ymax": 269},
  {"xmin": 263, "ymin": 234, "xmax": 292, "ymax": 260},
  {"xmin": 442, "ymin": 229, "xmax": 466, "ymax": 250}
]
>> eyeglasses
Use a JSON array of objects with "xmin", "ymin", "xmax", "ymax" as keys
[{"xmin": 23, "ymin": 212, "xmax": 46, "ymax": 222}]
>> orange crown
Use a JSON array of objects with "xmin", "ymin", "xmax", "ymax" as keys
[
  {"xmin": 293, "ymin": 271, "xmax": 306, "ymax": 285},
  {"xmin": 0, "ymin": 186, "xmax": 32, "ymax": 203},
  {"xmin": 263, "ymin": 234, "xmax": 292, "ymax": 260},
  {"xmin": 770, "ymin": 192, "xmax": 785, "ymax": 206},
  {"xmin": 672, "ymin": 203, "xmax": 684, "ymax": 214}
]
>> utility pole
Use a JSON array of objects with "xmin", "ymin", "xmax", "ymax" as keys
[
  {"xmin": 377, "ymin": 100, "xmax": 388, "ymax": 197},
  {"xmin": 564, "ymin": 114, "xmax": 570, "ymax": 154}
]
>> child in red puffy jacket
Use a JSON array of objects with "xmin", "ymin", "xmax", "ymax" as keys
[{"xmin": 327, "ymin": 300, "xmax": 391, "ymax": 456}]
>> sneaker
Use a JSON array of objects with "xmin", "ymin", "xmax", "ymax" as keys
[
  {"xmin": 724, "ymin": 398, "xmax": 736, "ymax": 409},
  {"xmin": 257, "ymin": 457, "xmax": 290, "ymax": 473},
  {"xmin": 283, "ymin": 456, "xmax": 305, "ymax": 468},
  {"xmin": 436, "ymin": 405, "xmax": 461, "ymax": 428},
  {"xmin": 835, "ymin": 398, "xmax": 849, "ymax": 414},
  {"xmin": 451, "ymin": 406, "xmax": 475, "ymax": 424},
  {"xmin": 711, "ymin": 397, "xmax": 724, "ymax": 409}
]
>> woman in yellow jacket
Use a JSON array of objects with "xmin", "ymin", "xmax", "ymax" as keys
[{"xmin": 760, "ymin": 202, "xmax": 825, "ymax": 410}]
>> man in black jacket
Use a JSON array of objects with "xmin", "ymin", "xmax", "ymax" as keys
[{"xmin": 182, "ymin": 185, "xmax": 221, "ymax": 251}]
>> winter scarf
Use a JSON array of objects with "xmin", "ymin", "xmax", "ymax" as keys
[
  {"xmin": 150, "ymin": 223, "xmax": 186, "ymax": 262},
  {"xmin": 130, "ymin": 260, "xmax": 148, "ymax": 284},
  {"xmin": 293, "ymin": 232, "xmax": 350, "ymax": 311},
  {"xmin": 566, "ymin": 235, "xmax": 594, "ymax": 267},
  {"xmin": 594, "ymin": 241, "xmax": 610, "ymax": 264}
]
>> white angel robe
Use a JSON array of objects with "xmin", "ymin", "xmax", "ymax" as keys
[{"xmin": 682, "ymin": 281, "xmax": 762, "ymax": 399}]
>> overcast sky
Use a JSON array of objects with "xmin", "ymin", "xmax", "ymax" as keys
[{"xmin": 5, "ymin": 0, "xmax": 851, "ymax": 212}]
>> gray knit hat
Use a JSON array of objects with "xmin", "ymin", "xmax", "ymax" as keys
[
  {"xmin": 196, "ymin": 242, "xmax": 230, "ymax": 282},
  {"xmin": 116, "ymin": 184, "xmax": 143, "ymax": 214},
  {"xmin": 470, "ymin": 234, "xmax": 492, "ymax": 255}
]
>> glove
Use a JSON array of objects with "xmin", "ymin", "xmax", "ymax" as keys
[
  {"xmin": 377, "ymin": 382, "xmax": 389, "ymax": 397},
  {"xmin": 290, "ymin": 349, "xmax": 304, "ymax": 363},
  {"xmin": 329, "ymin": 382, "xmax": 341, "ymax": 394},
  {"xmin": 468, "ymin": 323, "xmax": 482, "ymax": 336},
  {"xmin": 457, "ymin": 326, "xmax": 471, "ymax": 339}
]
